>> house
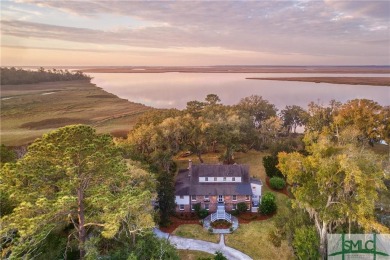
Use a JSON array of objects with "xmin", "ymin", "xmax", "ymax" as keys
[{"xmin": 174, "ymin": 160, "xmax": 262, "ymax": 213}]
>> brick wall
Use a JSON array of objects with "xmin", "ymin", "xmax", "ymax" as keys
[{"xmin": 183, "ymin": 194, "xmax": 251, "ymax": 213}]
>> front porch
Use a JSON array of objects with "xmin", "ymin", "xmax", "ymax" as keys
[{"xmin": 202, "ymin": 203, "xmax": 239, "ymax": 233}]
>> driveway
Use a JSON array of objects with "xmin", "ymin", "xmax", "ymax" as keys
[{"xmin": 153, "ymin": 228, "xmax": 252, "ymax": 260}]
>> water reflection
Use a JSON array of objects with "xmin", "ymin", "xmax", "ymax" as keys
[{"xmin": 90, "ymin": 73, "xmax": 389, "ymax": 109}]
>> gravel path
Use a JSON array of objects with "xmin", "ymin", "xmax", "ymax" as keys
[{"xmin": 153, "ymin": 228, "xmax": 252, "ymax": 260}]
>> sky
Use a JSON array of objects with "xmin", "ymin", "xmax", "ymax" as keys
[{"xmin": 1, "ymin": 0, "xmax": 389, "ymax": 66}]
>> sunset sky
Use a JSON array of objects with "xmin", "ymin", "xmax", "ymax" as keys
[{"xmin": 1, "ymin": 0, "xmax": 389, "ymax": 66}]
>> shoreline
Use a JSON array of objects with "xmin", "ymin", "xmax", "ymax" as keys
[
  {"xmin": 81, "ymin": 66, "xmax": 390, "ymax": 74},
  {"xmin": 246, "ymin": 77, "xmax": 390, "ymax": 87}
]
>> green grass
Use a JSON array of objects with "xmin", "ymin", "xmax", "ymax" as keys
[
  {"xmin": 1, "ymin": 80, "xmax": 151, "ymax": 146},
  {"xmin": 172, "ymin": 224, "xmax": 219, "ymax": 243},
  {"xmin": 225, "ymin": 220, "xmax": 294, "ymax": 260},
  {"xmin": 177, "ymin": 250, "xmax": 214, "ymax": 260}
]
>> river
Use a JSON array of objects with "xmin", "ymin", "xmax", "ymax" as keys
[{"xmin": 89, "ymin": 73, "xmax": 390, "ymax": 109}]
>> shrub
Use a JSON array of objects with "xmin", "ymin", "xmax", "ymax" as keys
[
  {"xmin": 237, "ymin": 202, "xmax": 248, "ymax": 213},
  {"xmin": 263, "ymin": 155, "xmax": 283, "ymax": 178},
  {"xmin": 292, "ymin": 226, "xmax": 320, "ymax": 260},
  {"xmin": 214, "ymin": 251, "xmax": 228, "ymax": 260},
  {"xmin": 269, "ymin": 177, "xmax": 286, "ymax": 190},
  {"xmin": 230, "ymin": 209, "xmax": 239, "ymax": 216},
  {"xmin": 259, "ymin": 192, "xmax": 277, "ymax": 215},
  {"xmin": 198, "ymin": 209, "xmax": 209, "ymax": 219}
]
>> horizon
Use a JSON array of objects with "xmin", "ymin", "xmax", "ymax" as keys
[{"xmin": 1, "ymin": 1, "xmax": 389, "ymax": 66}]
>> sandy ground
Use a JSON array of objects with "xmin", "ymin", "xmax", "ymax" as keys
[
  {"xmin": 246, "ymin": 77, "xmax": 390, "ymax": 86},
  {"xmin": 81, "ymin": 66, "xmax": 390, "ymax": 74}
]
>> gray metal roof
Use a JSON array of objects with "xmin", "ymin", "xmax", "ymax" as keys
[{"xmin": 175, "ymin": 164, "xmax": 253, "ymax": 196}]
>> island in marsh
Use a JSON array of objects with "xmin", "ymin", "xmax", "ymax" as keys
[
  {"xmin": 246, "ymin": 77, "xmax": 390, "ymax": 86},
  {"xmin": 1, "ymin": 80, "xmax": 151, "ymax": 146}
]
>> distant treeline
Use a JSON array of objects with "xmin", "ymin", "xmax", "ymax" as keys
[{"xmin": 1, "ymin": 67, "xmax": 91, "ymax": 85}]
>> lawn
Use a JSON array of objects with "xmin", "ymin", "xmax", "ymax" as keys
[
  {"xmin": 177, "ymin": 250, "xmax": 214, "ymax": 260},
  {"xmin": 224, "ymin": 219, "xmax": 294, "ymax": 260},
  {"xmin": 172, "ymin": 224, "xmax": 219, "ymax": 243},
  {"xmin": 1, "ymin": 80, "xmax": 151, "ymax": 146}
]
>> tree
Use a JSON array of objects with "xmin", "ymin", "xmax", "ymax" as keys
[
  {"xmin": 156, "ymin": 171, "xmax": 176, "ymax": 226},
  {"xmin": 1, "ymin": 125, "xmax": 155, "ymax": 259},
  {"xmin": 280, "ymin": 105, "xmax": 308, "ymax": 134},
  {"xmin": 306, "ymin": 100, "xmax": 341, "ymax": 133},
  {"xmin": 334, "ymin": 99, "xmax": 387, "ymax": 144},
  {"xmin": 258, "ymin": 116, "xmax": 283, "ymax": 148},
  {"xmin": 181, "ymin": 115, "xmax": 210, "ymax": 163},
  {"xmin": 278, "ymin": 128, "xmax": 389, "ymax": 258},
  {"xmin": 205, "ymin": 94, "xmax": 221, "ymax": 106},
  {"xmin": 263, "ymin": 155, "xmax": 283, "ymax": 178},
  {"xmin": 186, "ymin": 100, "xmax": 205, "ymax": 117},
  {"xmin": 236, "ymin": 95, "xmax": 277, "ymax": 128}
]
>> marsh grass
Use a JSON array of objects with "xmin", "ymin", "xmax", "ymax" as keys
[{"xmin": 1, "ymin": 80, "xmax": 151, "ymax": 146}]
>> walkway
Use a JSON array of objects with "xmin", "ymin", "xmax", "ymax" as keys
[
  {"xmin": 203, "ymin": 214, "xmax": 239, "ymax": 234},
  {"xmin": 153, "ymin": 228, "xmax": 252, "ymax": 260}
]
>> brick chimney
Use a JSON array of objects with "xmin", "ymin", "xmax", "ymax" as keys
[{"xmin": 188, "ymin": 159, "xmax": 192, "ymax": 177}]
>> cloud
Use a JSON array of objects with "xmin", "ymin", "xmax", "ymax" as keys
[
  {"xmin": 2, "ymin": 1, "xmax": 390, "ymax": 64},
  {"xmin": 324, "ymin": 0, "xmax": 390, "ymax": 19}
]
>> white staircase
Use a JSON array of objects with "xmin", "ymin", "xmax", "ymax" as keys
[{"xmin": 210, "ymin": 203, "xmax": 232, "ymax": 222}]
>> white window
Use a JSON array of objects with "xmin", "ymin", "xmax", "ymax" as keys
[
  {"xmin": 180, "ymin": 195, "xmax": 184, "ymax": 199},
  {"xmin": 191, "ymin": 204, "xmax": 195, "ymax": 211},
  {"xmin": 205, "ymin": 203, "xmax": 209, "ymax": 210},
  {"xmin": 191, "ymin": 195, "xmax": 196, "ymax": 201},
  {"xmin": 204, "ymin": 195, "xmax": 209, "ymax": 201},
  {"xmin": 232, "ymin": 195, "xmax": 237, "ymax": 201},
  {"xmin": 233, "ymin": 204, "xmax": 237, "ymax": 210},
  {"xmin": 245, "ymin": 195, "xmax": 250, "ymax": 201},
  {"xmin": 223, "ymin": 177, "xmax": 226, "ymax": 181},
  {"xmin": 214, "ymin": 177, "xmax": 217, "ymax": 181},
  {"xmin": 205, "ymin": 177, "xmax": 208, "ymax": 181},
  {"xmin": 179, "ymin": 204, "xmax": 184, "ymax": 211},
  {"xmin": 232, "ymin": 177, "xmax": 235, "ymax": 181}
]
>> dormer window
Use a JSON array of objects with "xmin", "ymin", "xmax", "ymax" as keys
[
  {"xmin": 214, "ymin": 177, "xmax": 217, "ymax": 181},
  {"xmin": 232, "ymin": 177, "xmax": 235, "ymax": 181},
  {"xmin": 223, "ymin": 177, "xmax": 226, "ymax": 181},
  {"xmin": 205, "ymin": 177, "xmax": 208, "ymax": 181}
]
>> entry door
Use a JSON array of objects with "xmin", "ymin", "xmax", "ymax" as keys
[{"xmin": 218, "ymin": 195, "xmax": 224, "ymax": 202}]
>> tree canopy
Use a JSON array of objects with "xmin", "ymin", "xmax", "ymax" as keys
[
  {"xmin": 1, "ymin": 125, "xmax": 155, "ymax": 259},
  {"xmin": 1, "ymin": 67, "xmax": 91, "ymax": 85},
  {"xmin": 278, "ymin": 128, "xmax": 389, "ymax": 257}
]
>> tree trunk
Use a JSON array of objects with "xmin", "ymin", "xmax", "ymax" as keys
[
  {"xmin": 77, "ymin": 188, "xmax": 86, "ymax": 259},
  {"xmin": 197, "ymin": 151, "xmax": 204, "ymax": 163},
  {"xmin": 319, "ymin": 222, "xmax": 328, "ymax": 259},
  {"xmin": 314, "ymin": 215, "xmax": 328, "ymax": 259}
]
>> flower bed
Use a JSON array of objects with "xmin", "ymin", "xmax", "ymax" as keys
[{"xmin": 210, "ymin": 219, "xmax": 232, "ymax": 229}]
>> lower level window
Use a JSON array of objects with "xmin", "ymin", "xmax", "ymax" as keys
[
  {"xmin": 191, "ymin": 204, "xmax": 195, "ymax": 211},
  {"xmin": 179, "ymin": 204, "xmax": 184, "ymax": 211},
  {"xmin": 205, "ymin": 203, "xmax": 209, "ymax": 210},
  {"xmin": 245, "ymin": 195, "xmax": 250, "ymax": 201},
  {"xmin": 232, "ymin": 204, "xmax": 237, "ymax": 210}
]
